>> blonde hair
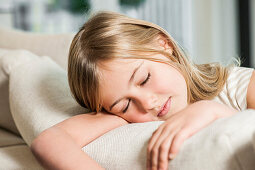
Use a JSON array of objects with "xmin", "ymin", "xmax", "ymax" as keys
[{"xmin": 68, "ymin": 11, "xmax": 238, "ymax": 112}]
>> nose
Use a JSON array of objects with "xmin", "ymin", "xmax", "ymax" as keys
[{"xmin": 136, "ymin": 92, "xmax": 159, "ymax": 112}]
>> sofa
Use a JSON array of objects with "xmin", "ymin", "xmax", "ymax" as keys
[{"xmin": 0, "ymin": 26, "xmax": 255, "ymax": 170}]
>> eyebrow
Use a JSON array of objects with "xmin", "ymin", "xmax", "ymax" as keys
[{"xmin": 109, "ymin": 61, "xmax": 144, "ymax": 111}]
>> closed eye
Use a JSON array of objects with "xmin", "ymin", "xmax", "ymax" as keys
[
  {"xmin": 140, "ymin": 72, "xmax": 151, "ymax": 86},
  {"xmin": 122, "ymin": 99, "xmax": 131, "ymax": 113},
  {"xmin": 122, "ymin": 73, "xmax": 151, "ymax": 113}
]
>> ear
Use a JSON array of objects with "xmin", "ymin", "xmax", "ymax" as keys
[{"xmin": 157, "ymin": 34, "xmax": 173, "ymax": 54}]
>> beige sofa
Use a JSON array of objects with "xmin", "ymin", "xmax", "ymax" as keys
[
  {"xmin": 1, "ymin": 27, "xmax": 255, "ymax": 170},
  {"xmin": 0, "ymin": 27, "xmax": 74, "ymax": 169}
]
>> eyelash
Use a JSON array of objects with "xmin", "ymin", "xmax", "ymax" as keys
[
  {"xmin": 122, "ymin": 99, "xmax": 131, "ymax": 113},
  {"xmin": 140, "ymin": 72, "xmax": 151, "ymax": 86},
  {"xmin": 122, "ymin": 72, "xmax": 151, "ymax": 113}
]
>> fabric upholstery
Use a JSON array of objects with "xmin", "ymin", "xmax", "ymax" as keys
[
  {"xmin": 0, "ymin": 128, "xmax": 24, "ymax": 147},
  {"xmin": 0, "ymin": 27, "xmax": 74, "ymax": 70},
  {"xmin": 0, "ymin": 49, "xmax": 17, "ymax": 134},
  {"xmin": 0, "ymin": 145, "xmax": 43, "ymax": 170},
  {"xmin": 7, "ymin": 49, "xmax": 255, "ymax": 170},
  {"xmin": 83, "ymin": 110, "xmax": 255, "ymax": 170},
  {"xmin": 0, "ymin": 49, "xmax": 39, "ymax": 135},
  {"xmin": 8, "ymin": 53, "xmax": 88, "ymax": 146}
]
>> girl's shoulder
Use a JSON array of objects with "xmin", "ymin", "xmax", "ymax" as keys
[
  {"xmin": 228, "ymin": 66, "xmax": 254, "ymax": 75},
  {"xmin": 212, "ymin": 66, "xmax": 254, "ymax": 111},
  {"xmin": 227, "ymin": 66, "xmax": 254, "ymax": 86}
]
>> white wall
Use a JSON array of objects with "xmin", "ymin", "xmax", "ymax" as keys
[
  {"xmin": 191, "ymin": 0, "xmax": 213, "ymax": 64},
  {"xmin": 191, "ymin": 0, "xmax": 238, "ymax": 65},
  {"xmin": 90, "ymin": 0, "xmax": 120, "ymax": 13}
]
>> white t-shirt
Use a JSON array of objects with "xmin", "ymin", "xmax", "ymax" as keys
[{"xmin": 212, "ymin": 67, "xmax": 254, "ymax": 111}]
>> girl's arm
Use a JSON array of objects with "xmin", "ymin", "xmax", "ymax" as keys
[
  {"xmin": 147, "ymin": 100, "xmax": 238, "ymax": 170},
  {"xmin": 31, "ymin": 112, "xmax": 129, "ymax": 170}
]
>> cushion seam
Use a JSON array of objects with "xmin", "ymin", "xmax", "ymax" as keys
[{"xmin": 0, "ymin": 143, "xmax": 27, "ymax": 148}]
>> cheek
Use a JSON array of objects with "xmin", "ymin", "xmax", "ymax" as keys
[
  {"xmin": 152, "ymin": 67, "xmax": 187, "ymax": 94},
  {"xmin": 152, "ymin": 70, "xmax": 175, "ymax": 93},
  {"xmin": 151, "ymin": 79, "xmax": 169, "ymax": 93}
]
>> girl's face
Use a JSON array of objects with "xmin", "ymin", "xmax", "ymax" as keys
[{"xmin": 99, "ymin": 54, "xmax": 188, "ymax": 123}]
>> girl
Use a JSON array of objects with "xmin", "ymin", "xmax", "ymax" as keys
[{"xmin": 31, "ymin": 11, "xmax": 255, "ymax": 170}]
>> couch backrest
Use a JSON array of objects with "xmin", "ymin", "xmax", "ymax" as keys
[{"xmin": 0, "ymin": 27, "xmax": 75, "ymax": 70}]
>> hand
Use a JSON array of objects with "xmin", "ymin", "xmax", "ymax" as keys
[{"xmin": 146, "ymin": 100, "xmax": 237, "ymax": 170}]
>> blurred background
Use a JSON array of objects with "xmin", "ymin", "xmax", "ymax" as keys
[{"xmin": 0, "ymin": 0, "xmax": 254, "ymax": 67}]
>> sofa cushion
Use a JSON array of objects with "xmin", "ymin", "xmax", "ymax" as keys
[
  {"xmin": 0, "ymin": 145, "xmax": 43, "ymax": 170},
  {"xmin": 9, "ymin": 54, "xmax": 88, "ymax": 146},
  {"xmin": 0, "ymin": 128, "xmax": 25, "ymax": 147},
  {"xmin": 82, "ymin": 109, "xmax": 255, "ymax": 170},
  {"xmin": 8, "ymin": 49, "xmax": 255, "ymax": 169},
  {"xmin": 0, "ymin": 49, "xmax": 40, "ymax": 135},
  {"xmin": 0, "ymin": 27, "xmax": 74, "ymax": 70}
]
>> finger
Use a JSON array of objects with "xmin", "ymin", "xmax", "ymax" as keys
[
  {"xmin": 149, "ymin": 134, "xmax": 163, "ymax": 170},
  {"xmin": 147, "ymin": 126, "xmax": 164, "ymax": 169},
  {"xmin": 146, "ymin": 152, "xmax": 151, "ymax": 170},
  {"xmin": 148, "ymin": 125, "xmax": 164, "ymax": 151},
  {"xmin": 157, "ymin": 133, "xmax": 175, "ymax": 170},
  {"xmin": 150, "ymin": 126, "xmax": 173, "ymax": 170},
  {"xmin": 169, "ymin": 129, "xmax": 189, "ymax": 159}
]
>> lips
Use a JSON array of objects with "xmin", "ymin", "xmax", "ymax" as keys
[{"xmin": 157, "ymin": 97, "xmax": 171, "ymax": 117}]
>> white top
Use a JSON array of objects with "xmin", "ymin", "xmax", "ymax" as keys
[{"xmin": 212, "ymin": 67, "xmax": 254, "ymax": 111}]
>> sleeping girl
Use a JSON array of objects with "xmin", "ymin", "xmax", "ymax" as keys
[{"xmin": 30, "ymin": 11, "xmax": 255, "ymax": 170}]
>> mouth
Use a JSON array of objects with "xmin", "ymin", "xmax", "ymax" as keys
[{"xmin": 157, "ymin": 97, "xmax": 171, "ymax": 117}]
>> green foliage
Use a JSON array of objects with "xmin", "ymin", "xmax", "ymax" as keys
[
  {"xmin": 119, "ymin": 0, "xmax": 146, "ymax": 7},
  {"xmin": 69, "ymin": 0, "xmax": 91, "ymax": 14}
]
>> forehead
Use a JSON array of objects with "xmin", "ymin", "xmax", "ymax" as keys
[
  {"xmin": 99, "ymin": 58, "xmax": 141, "ymax": 80},
  {"xmin": 98, "ymin": 58, "xmax": 142, "ymax": 106}
]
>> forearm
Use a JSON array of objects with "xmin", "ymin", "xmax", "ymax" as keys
[
  {"xmin": 187, "ymin": 100, "xmax": 238, "ymax": 120},
  {"xmin": 54, "ymin": 112, "xmax": 129, "ymax": 147},
  {"xmin": 203, "ymin": 100, "xmax": 238, "ymax": 119},
  {"xmin": 31, "ymin": 127, "xmax": 105, "ymax": 170}
]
